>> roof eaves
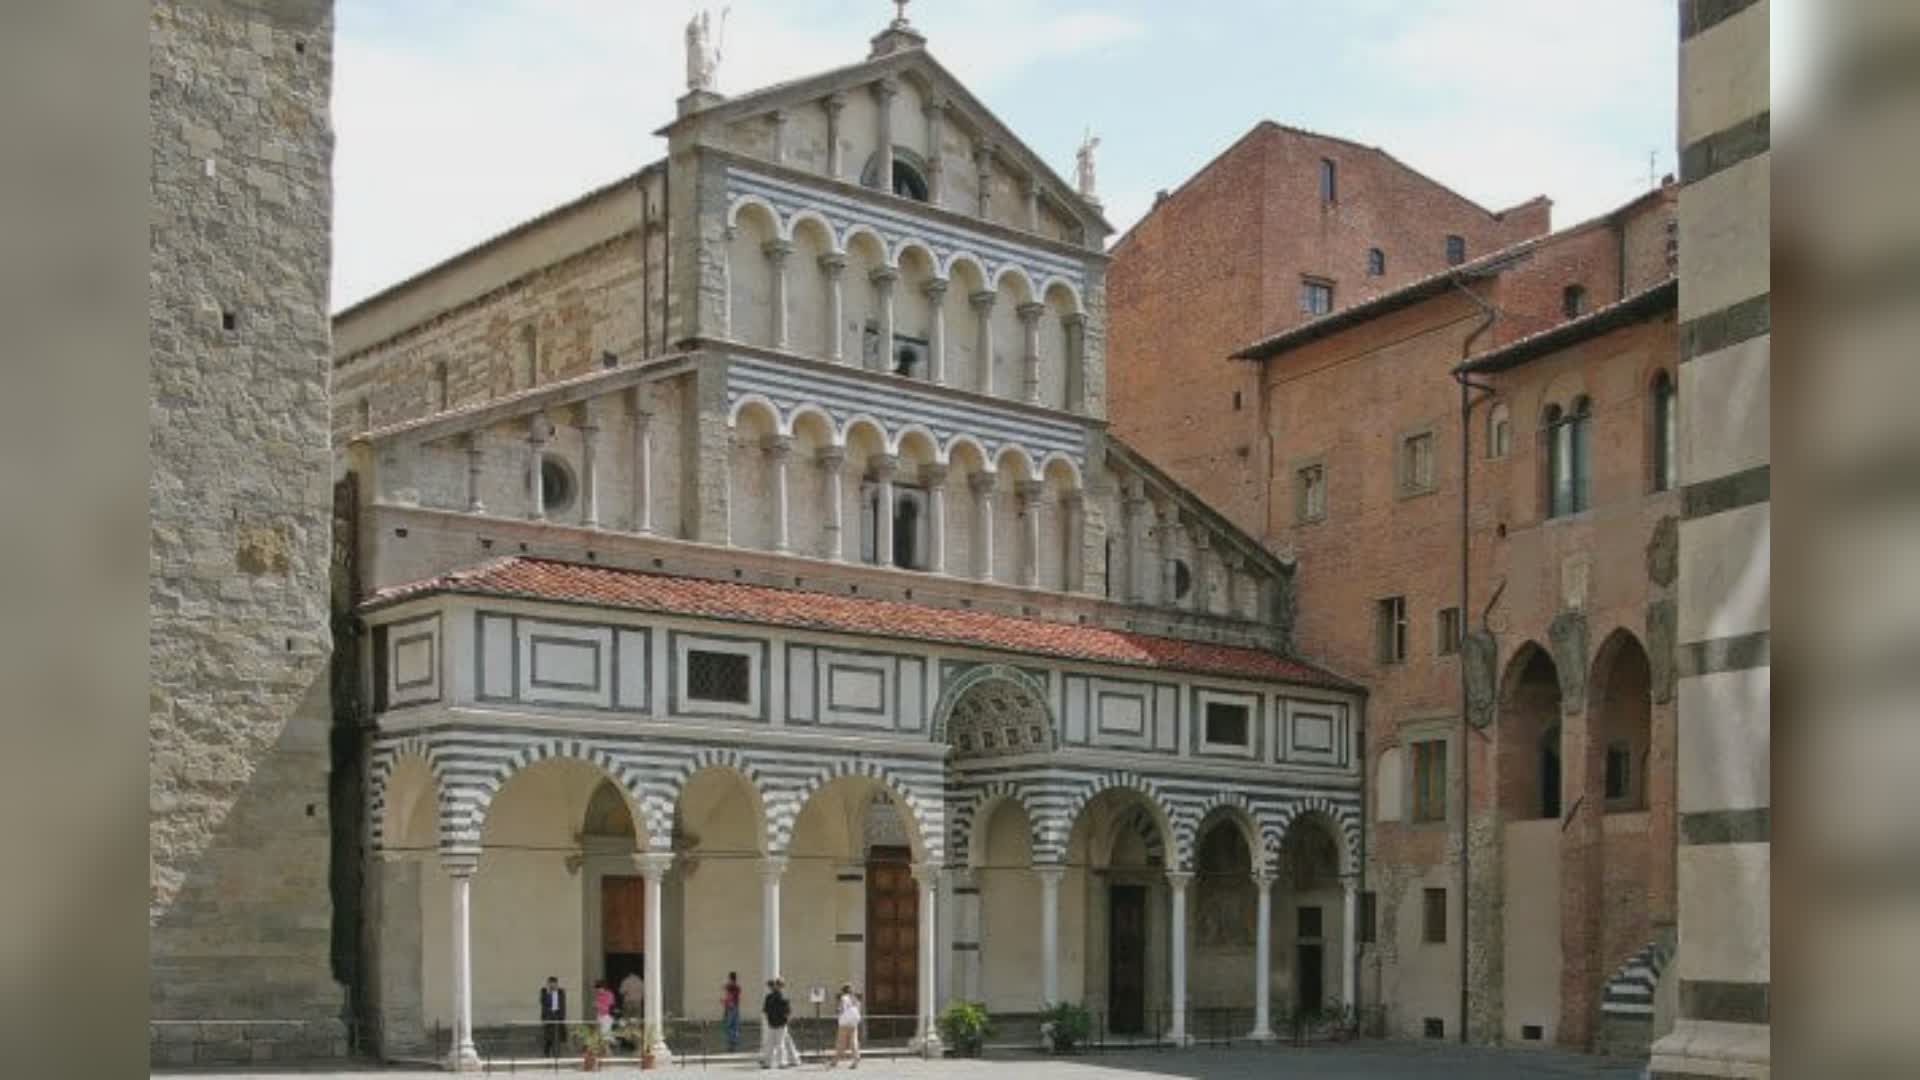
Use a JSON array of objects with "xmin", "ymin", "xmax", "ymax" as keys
[{"xmin": 1451, "ymin": 278, "xmax": 1677, "ymax": 376}]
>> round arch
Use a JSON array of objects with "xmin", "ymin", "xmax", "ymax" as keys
[
  {"xmin": 725, "ymin": 195, "xmax": 782, "ymax": 235},
  {"xmin": 785, "ymin": 208, "xmax": 839, "ymax": 251},
  {"xmin": 1273, "ymin": 798, "xmax": 1360, "ymax": 877},
  {"xmin": 1190, "ymin": 794, "xmax": 1269, "ymax": 876},
  {"xmin": 465, "ymin": 739, "xmax": 660, "ymax": 851},
  {"xmin": 1062, "ymin": 771, "xmax": 1181, "ymax": 870},
  {"xmin": 928, "ymin": 663, "xmax": 1054, "ymax": 745},
  {"xmin": 782, "ymin": 761, "xmax": 941, "ymax": 865},
  {"xmin": 370, "ymin": 745, "xmax": 446, "ymax": 855},
  {"xmin": 727, "ymin": 393, "xmax": 781, "ymax": 431}
]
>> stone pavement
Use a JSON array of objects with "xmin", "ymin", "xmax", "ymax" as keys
[{"xmin": 158, "ymin": 1042, "xmax": 1647, "ymax": 1078}]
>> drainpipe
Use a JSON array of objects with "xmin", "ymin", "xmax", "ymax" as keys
[{"xmin": 1448, "ymin": 272, "xmax": 1498, "ymax": 1045}]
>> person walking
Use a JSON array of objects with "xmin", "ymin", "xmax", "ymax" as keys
[
  {"xmin": 759, "ymin": 978, "xmax": 800, "ymax": 1069},
  {"xmin": 592, "ymin": 978, "xmax": 615, "ymax": 1041},
  {"xmin": 830, "ymin": 983, "xmax": 861, "ymax": 1069},
  {"xmin": 721, "ymin": 971, "xmax": 743, "ymax": 1052},
  {"xmin": 537, "ymin": 976, "xmax": 567, "ymax": 1058}
]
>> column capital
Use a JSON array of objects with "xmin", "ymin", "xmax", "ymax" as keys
[
  {"xmin": 911, "ymin": 862, "xmax": 945, "ymax": 887},
  {"xmin": 760, "ymin": 855, "xmax": 789, "ymax": 880},
  {"xmin": 818, "ymin": 251, "xmax": 848, "ymax": 276},
  {"xmin": 1060, "ymin": 489, "xmax": 1085, "ymax": 509},
  {"xmin": 1165, "ymin": 869, "xmax": 1194, "ymax": 890},
  {"xmin": 441, "ymin": 853, "xmax": 479, "ymax": 879},
  {"xmin": 1063, "ymin": 310, "xmax": 1090, "ymax": 329},
  {"xmin": 823, "ymin": 91, "xmax": 847, "ymax": 115},
  {"xmin": 1017, "ymin": 478, "xmax": 1047, "ymax": 503},
  {"xmin": 1016, "ymin": 300, "xmax": 1047, "ymax": 323},
  {"xmin": 923, "ymin": 275, "xmax": 950, "ymax": 300},
  {"xmin": 761, "ymin": 238, "xmax": 795, "ymax": 262},
  {"xmin": 968, "ymin": 289, "xmax": 996, "ymax": 312},
  {"xmin": 816, "ymin": 445, "xmax": 847, "ymax": 469},
  {"xmin": 923, "ymin": 94, "xmax": 949, "ymax": 118},
  {"xmin": 1034, "ymin": 863, "xmax": 1068, "ymax": 885},
  {"xmin": 632, "ymin": 851, "xmax": 674, "ymax": 881},
  {"xmin": 920, "ymin": 462, "xmax": 949, "ymax": 486},
  {"xmin": 527, "ymin": 412, "xmax": 553, "ymax": 444},
  {"xmin": 762, "ymin": 433, "xmax": 793, "ymax": 460},
  {"xmin": 1252, "ymin": 871, "xmax": 1276, "ymax": 891},
  {"xmin": 969, "ymin": 470, "xmax": 998, "ymax": 495},
  {"xmin": 869, "ymin": 452, "xmax": 899, "ymax": 481},
  {"xmin": 972, "ymin": 139, "xmax": 996, "ymax": 167},
  {"xmin": 1192, "ymin": 528, "xmax": 1213, "ymax": 552},
  {"xmin": 873, "ymin": 76, "xmax": 900, "ymax": 102},
  {"xmin": 869, "ymin": 265, "xmax": 900, "ymax": 289}
]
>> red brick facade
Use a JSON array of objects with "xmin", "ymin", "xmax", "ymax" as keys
[
  {"xmin": 1107, "ymin": 123, "xmax": 1551, "ymax": 539},
  {"xmin": 1240, "ymin": 186, "xmax": 1681, "ymax": 1049}
]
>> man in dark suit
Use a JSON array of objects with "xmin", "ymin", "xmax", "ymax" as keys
[{"xmin": 538, "ymin": 976, "xmax": 567, "ymax": 1057}]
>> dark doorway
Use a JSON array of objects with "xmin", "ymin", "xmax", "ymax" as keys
[
  {"xmin": 1107, "ymin": 884, "xmax": 1148, "ymax": 1033},
  {"xmin": 1297, "ymin": 942, "xmax": 1325, "ymax": 1015},
  {"xmin": 601, "ymin": 876, "xmax": 646, "ymax": 1013},
  {"xmin": 865, "ymin": 846, "xmax": 918, "ymax": 1021}
]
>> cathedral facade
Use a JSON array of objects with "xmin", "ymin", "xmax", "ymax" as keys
[{"xmin": 335, "ymin": 14, "xmax": 1362, "ymax": 1067}]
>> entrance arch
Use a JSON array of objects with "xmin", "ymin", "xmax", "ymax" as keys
[
  {"xmin": 1277, "ymin": 813, "xmax": 1346, "ymax": 1016},
  {"xmin": 931, "ymin": 663, "xmax": 1056, "ymax": 757}
]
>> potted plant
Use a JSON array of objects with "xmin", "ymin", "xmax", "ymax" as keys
[
  {"xmin": 1037, "ymin": 1001, "xmax": 1093, "ymax": 1055},
  {"xmin": 614, "ymin": 1018, "xmax": 652, "ymax": 1067},
  {"xmin": 574, "ymin": 1023, "xmax": 610, "ymax": 1071},
  {"xmin": 1323, "ymin": 999, "xmax": 1359, "ymax": 1042},
  {"xmin": 936, "ymin": 1000, "xmax": 991, "ymax": 1057}
]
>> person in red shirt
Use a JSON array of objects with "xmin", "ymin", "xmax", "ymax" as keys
[{"xmin": 721, "ymin": 971, "xmax": 742, "ymax": 1051}]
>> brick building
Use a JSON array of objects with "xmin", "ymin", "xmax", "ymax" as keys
[
  {"xmin": 1230, "ymin": 185, "xmax": 1681, "ymax": 1054},
  {"xmin": 1107, "ymin": 122, "xmax": 1551, "ymax": 538}
]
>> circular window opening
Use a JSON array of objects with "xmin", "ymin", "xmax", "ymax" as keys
[{"xmin": 537, "ymin": 453, "xmax": 575, "ymax": 514}]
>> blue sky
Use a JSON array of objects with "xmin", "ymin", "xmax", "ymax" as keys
[{"xmin": 332, "ymin": 0, "xmax": 1685, "ymax": 311}]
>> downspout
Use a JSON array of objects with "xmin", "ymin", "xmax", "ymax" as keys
[{"xmin": 1448, "ymin": 271, "xmax": 1498, "ymax": 1045}]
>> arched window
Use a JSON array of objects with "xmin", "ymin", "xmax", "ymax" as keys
[
  {"xmin": 1651, "ymin": 370, "xmax": 1677, "ymax": 492},
  {"xmin": 1367, "ymin": 247, "xmax": 1386, "ymax": 276},
  {"xmin": 1562, "ymin": 284, "xmax": 1587, "ymax": 319},
  {"xmin": 863, "ymin": 148, "xmax": 930, "ymax": 202},
  {"xmin": 1546, "ymin": 397, "xmax": 1593, "ymax": 518},
  {"xmin": 892, "ymin": 159, "xmax": 929, "ymax": 201},
  {"xmin": 1487, "ymin": 402, "xmax": 1511, "ymax": 459}
]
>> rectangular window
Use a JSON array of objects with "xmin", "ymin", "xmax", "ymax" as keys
[
  {"xmin": 1296, "ymin": 463, "xmax": 1326, "ymax": 523},
  {"xmin": 1358, "ymin": 890, "xmax": 1378, "ymax": 944},
  {"xmin": 1436, "ymin": 607, "xmax": 1462, "ymax": 656},
  {"xmin": 1400, "ymin": 431, "xmax": 1435, "ymax": 494},
  {"xmin": 1423, "ymin": 887, "xmax": 1448, "ymax": 944},
  {"xmin": 1297, "ymin": 905, "xmax": 1324, "ymax": 939},
  {"xmin": 686, "ymin": 650, "xmax": 751, "ymax": 704},
  {"xmin": 1605, "ymin": 740, "xmax": 1632, "ymax": 802},
  {"xmin": 1301, "ymin": 278, "xmax": 1335, "ymax": 317},
  {"xmin": 1445, "ymin": 234, "xmax": 1467, "ymax": 266},
  {"xmin": 859, "ymin": 484, "xmax": 930, "ymax": 570},
  {"xmin": 1203, "ymin": 701, "xmax": 1251, "ymax": 749},
  {"xmin": 1411, "ymin": 738, "xmax": 1447, "ymax": 823},
  {"xmin": 1367, "ymin": 247, "xmax": 1386, "ymax": 276},
  {"xmin": 1376, "ymin": 596, "xmax": 1408, "ymax": 665},
  {"xmin": 1319, "ymin": 158, "xmax": 1337, "ymax": 203}
]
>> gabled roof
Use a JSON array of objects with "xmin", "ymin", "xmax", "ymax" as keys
[
  {"xmin": 1452, "ymin": 279, "xmax": 1677, "ymax": 376},
  {"xmin": 660, "ymin": 44, "xmax": 1110, "ymax": 235},
  {"xmin": 363, "ymin": 557, "xmax": 1356, "ymax": 690}
]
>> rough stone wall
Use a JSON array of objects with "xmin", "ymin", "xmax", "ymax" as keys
[
  {"xmin": 1107, "ymin": 122, "xmax": 1549, "ymax": 540},
  {"xmin": 149, "ymin": 0, "xmax": 346, "ymax": 1065}
]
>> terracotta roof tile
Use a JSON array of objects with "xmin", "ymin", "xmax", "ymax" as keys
[{"xmin": 365, "ymin": 557, "xmax": 1357, "ymax": 690}]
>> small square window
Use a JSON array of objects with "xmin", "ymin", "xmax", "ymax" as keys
[
  {"xmin": 1203, "ymin": 701, "xmax": 1251, "ymax": 748},
  {"xmin": 1563, "ymin": 284, "xmax": 1588, "ymax": 319},
  {"xmin": 1376, "ymin": 596, "xmax": 1408, "ymax": 665},
  {"xmin": 1411, "ymin": 737, "xmax": 1447, "ymax": 823},
  {"xmin": 686, "ymin": 650, "xmax": 751, "ymax": 704},
  {"xmin": 1400, "ymin": 431, "xmax": 1436, "ymax": 495},
  {"xmin": 1357, "ymin": 891, "xmax": 1377, "ymax": 944},
  {"xmin": 1422, "ymin": 887, "xmax": 1448, "ymax": 943},
  {"xmin": 1296, "ymin": 464, "xmax": 1326, "ymax": 523},
  {"xmin": 1301, "ymin": 278, "xmax": 1335, "ymax": 317},
  {"xmin": 1445, "ymin": 235, "xmax": 1467, "ymax": 266},
  {"xmin": 1436, "ymin": 607, "xmax": 1462, "ymax": 656}
]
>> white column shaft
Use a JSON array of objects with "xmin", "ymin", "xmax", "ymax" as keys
[
  {"xmin": 1169, "ymin": 875, "xmax": 1190, "ymax": 1044},
  {"xmin": 633, "ymin": 414, "xmax": 654, "ymax": 534},
  {"xmin": 1038, "ymin": 867, "xmax": 1063, "ymax": 1005},
  {"xmin": 761, "ymin": 863, "xmax": 784, "ymax": 981},
  {"xmin": 927, "ymin": 285, "xmax": 948, "ymax": 383},
  {"xmin": 1022, "ymin": 489, "xmax": 1042, "ymax": 588},
  {"xmin": 1343, "ymin": 882, "xmax": 1358, "ymax": 1008},
  {"xmin": 770, "ymin": 448, "xmax": 791, "ymax": 553},
  {"xmin": 580, "ymin": 425, "xmax": 600, "ymax": 527},
  {"xmin": 1251, "ymin": 877, "xmax": 1274, "ymax": 1040},
  {"xmin": 973, "ymin": 296, "xmax": 994, "ymax": 395},
  {"xmin": 823, "ymin": 457, "xmax": 847, "ymax": 561},
  {"xmin": 975, "ymin": 488, "xmax": 996, "ymax": 581},
  {"xmin": 450, "ymin": 870, "xmax": 478, "ymax": 1069},
  {"xmin": 928, "ymin": 480, "xmax": 947, "ymax": 575},
  {"xmin": 768, "ymin": 250, "xmax": 791, "ymax": 349},
  {"xmin": 645, "ymin": 870, "xmax": 667, "ymax": 1051},
  {"xmin": 824, "ymin": 264, "xmax": 846, "ymax": 362}
]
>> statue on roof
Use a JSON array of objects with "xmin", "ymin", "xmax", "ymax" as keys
[
  {"xmin": 1075, "ymin": 129, "xmax": 1101, "ymax": 201},
  {"xmin": 685, "ymin": 8, "xmax": 727, "ymax": 93}
]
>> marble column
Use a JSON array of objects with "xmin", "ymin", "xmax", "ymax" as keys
[
  {"xmin": 578, "ymin": 407, "xmax": 600, "ymax": 527},
  {"xmin": 923, "ymin": 463, "xmax": 948, "ymax": 574},
  {"xmin": 1159, "ymin": 510, "xmax": 1182, "ymax": 608},
  {"xmin": 1018, "ymin": 480, "xmax": 1044, "ymax": 589},
  {"xmin": 823, "ymin": 92, "xmax": 846, "ymax": 180},
  {"xmin": 1037, "ymin": 863, "xmax": 1065, "ymax": 1005},
  {"xmin": 761, "ymin": 856, "xmax": 787, "ymax": 982},
  {"xmin": 819, "ymin": 253, "xmax": 847, "ymax": 363},
  {"xmin": 1064, "ymin": 311, "xmax": 1088, "ymax": 413},
  {"xmin": 950, "ymin": 868, "xmax": 982, "ymax": 1002},
  {"xmin": 1021, "ymin": 177, "xmax": 1039, "ymax": 231},
  {"xmin": 969, "ymin": 289, "xmax": 996, "ymax": 394},
  {"xmin": 1167, "ymin": 870, "xmax": 1192, "ymax": 1045},
  {"xmin": 1017, "ymin": 301, "xmax": 1045, "ymax": 405},
  {"xmin": 870, "ymin": 267, "xmax": 899, "ymax": 373},
  {"xmin": 923, "ymin": 97, "xmax": 946, "ymax": 204},
  {"xmin": 526, "ymin": 415, "xmax": 548, "ymax": 521},
  {"xmin": 911, "ymin": 864, "xmax": 943, "ymax": 1056},
  {"xmin": 1061, "ymin": 491, "xmax": 1085, "ymax": 593},
  {"xmin": 718, "ymin": 225, "xmax": 735, "ymax": 338},
  {"xmin": 463, "ymin": 433, "xmax": 485, "ymax": 514},
  {"xmin": 873, "ymin": 79, "xmax": 898, "ymax": 190},
  {"xmin": 970, "ymin": 471, "xmax": 997, "ymax": 581},
  {"xmin": 872, "ymin": 453, "xmax": 898, "ymax": 567},
  {"xmin": 1192, "ymin": 530, "xmax": 1213, "ymax": 614},
  {"xmin": 765, "ymin": 434, "xmax": 793, "ymax": 553},
  {"xmin": 1223, "ymin": 552, "xmax": 1244, "ymax": 620},
  {"xmin": 1342, "ymin": 879, "xmax": 1358, "ymax": 1010},
  {"xmin": 1124, "ymin": 489, "xmax": 1149, "ymax": 604},
  {"xmin": 1250, "ymin": 873, "xmax": 1275, "ymax": 1041},
  {"xmin": 764, "ymin": 239, "xmax": 794, "ymax": 350},
  {"xmin": 924, "ymin": 276, "xmax": 949, "ymax": 383},
  {"xmin": 819, "ymin": 447, "xmax": 846, "ymax": 561},
  {"xmin": 637, "ymin": 852, "xmax": 674, "ymax": 1064},
  {"xmin": 630, "ymin": 396, "xmax": 654, "ymax": 534},
  {"xmin": 445, "ymin": 857, "xmax": 480, "ymax": 1071}
]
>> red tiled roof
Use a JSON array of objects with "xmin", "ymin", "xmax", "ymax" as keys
[{"xmin": 364, "ymin": 557, "xmax": 1358, "ymax": 690}]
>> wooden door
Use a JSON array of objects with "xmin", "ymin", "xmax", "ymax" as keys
[
  {"xmin": 602, "ymin": 875, "xmax": 647, "ymax": 1010},
  {"xmin": 1107, "ymin": 885, "xmax": 1147, "ymax": 1033},
  {"xmin": 864, "ymin": 847, "xmax": 918, "ymax": 1019}
]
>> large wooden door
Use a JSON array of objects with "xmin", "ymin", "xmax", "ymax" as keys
[
  {"xmin": 602, "ymin": 876, "xmax": 646, "ymax": 1010},
  {"xmin": 1107, "ymin": 885, "xmax": 1147, "ymax": 1033},
  {"xmin": 865, "ymin": 847, "xmax": 918, "ymax": 1019}
]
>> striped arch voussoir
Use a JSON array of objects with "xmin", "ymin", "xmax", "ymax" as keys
[
  {"xmin": 369, "ymin": 736, "xmax": 446, "ymax": 852},
  {"xmin": 1065, "ymin": 771, "xmax": 1180, "ymax": 868},
  {"xmin": 783, "ymin": 759, "xmax": 942, "ymax": 864},
  {"xmin": 949, "ymin": 780, "xmax": 1049, "ymax": 866},
  {"xmin": 468, "ymin": 738, "xmax": 653, "ymax": 841},
  {"xmin": 1191, "ymin": 791, "xmax": 1271, "ymax": 875},
  {"xmin": 1275, "ymin": 796, "xmax": 1361, "ymax": 874}
]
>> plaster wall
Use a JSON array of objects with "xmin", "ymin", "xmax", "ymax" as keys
[{"xmin": 1502, "ymin": 818, "xmax": 1563, "ymax": 1044}]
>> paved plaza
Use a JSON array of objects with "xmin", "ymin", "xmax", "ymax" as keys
[{"xmin": 161, "ymin": 1043, "xmax": 1646, "ymax": 1079}]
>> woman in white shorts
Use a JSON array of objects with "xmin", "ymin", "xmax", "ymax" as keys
[{"xmin": 831, "ymin": 983, "xmax": 861, "ymax": 1068}]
